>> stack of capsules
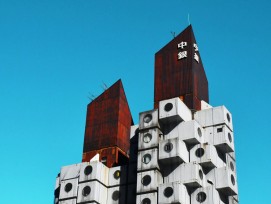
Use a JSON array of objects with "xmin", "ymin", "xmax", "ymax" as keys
[
  {"xmin": 54, "ymin": 160, "xmax": 130, "ymax": 204},
  {"xmin": 135, "ymin": 97, "xmax": 238, "ymax": 204}
]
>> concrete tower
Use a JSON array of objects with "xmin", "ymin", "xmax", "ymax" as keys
[{"xmin": 54, "ymin": 25, "xmax": 239, "ymax": 204}]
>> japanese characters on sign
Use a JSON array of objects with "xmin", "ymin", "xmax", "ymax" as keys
[
  {"xmin": 193, "ymin": 43, "xmax": 199, "ymax": 63},
  {"xmin": 178, "ymin": 51, "xmax": 187, "ymax": 59},
  {"xmin": 177, "ymin": 41, "xmax": 187, "ymax": 60},
  {"xmin": 177, "ymin": 42, "xmax": 200, "ymax": 63}
]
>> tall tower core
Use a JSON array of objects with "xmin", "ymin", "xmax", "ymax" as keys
[
  {"xmin": 154, "ymin": 25, "xmax": 209, "ymax": 111},
  {"xmin": 82, "ymin": 79, "xmax": 133, "ymax": 167}
]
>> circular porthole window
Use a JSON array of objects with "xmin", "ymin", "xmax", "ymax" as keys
[
  {"xmin": 164, "ymin": 187, "xmax": 174, "ymax": 198},
  {"xmin": 112, "ymin": 191, "xmax": 120, "ymax": 201},
  {"xmin": 199, "ymin": 170, "xmax": 203, "ymax": 180},
  {"xmin": 142, "ymin": 175, "xmax": 152, "ymax": 186},
  {"xmin": 84, "ymin": 165, "xmax": 93, "ymax": 176},
  {"xmin": 197, "ymin": 127, "xmax": 202, "ymax": 137},
  {"xmin": 231, "ymin": 174, "xmax": 235, "ymax": 185},
  {"xmin": 196, "ymin": 192, "xmax": 207, "ymax": 202},
  {"xmin": 141, "ymin": 198, "xmax": 151, "ymax": 204},
  {"xmin": 164, "ymin": 103, "xmax": 173, "ymax": 112},
  {"xmin": 195, "ymin": 148, "xmax": 205, "ymax": 158},
  {"xmin": 230, "ymin": 161, "xmax": 235, "ymax": 171},
  {"xmin": 64, "ymin": 183, "xmax": 72, "ymax": 193},
  {"xmin": 143, "ymin": 114, "xmax": 152, "ymax": 123},
  {"xmin": 143, "ymin": 133, "xmax": 152, "ymax": 143},
  {"xmin": 113, "ymin": 170, "xmax": 121, "ymax": 179},
  {"xmin": 227, "ymin": 113, "xmax": 231, "ymax": 123},
  {"xmin": 164, "ymin": 142, "xmax": 173, "ymax": 153},
  {"xmin": 82, "ymin": 186, "xmax": 91, "ymax": 196},
  {"xmin": 142, "ymin": 154, "xmax": 152, "ymax": 164},
  {"xmin": 228, "ymin": 133, "xmax": 232, "ymax": 142}
]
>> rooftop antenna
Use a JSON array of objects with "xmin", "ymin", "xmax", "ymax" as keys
[
  {"xmin": 101, "ymin": 81, "xmax": 108, "ymax": 91},
  {"xmin": 88, "ymin": 92, "xmax": 96, "ymax": 101},
  {"xmin": 188, "ymin": 13, "xmax": 191, "ymax": 25},
  {"xmin": 170, "ymin": 31, "xmax": 176, "ymax": 39}
]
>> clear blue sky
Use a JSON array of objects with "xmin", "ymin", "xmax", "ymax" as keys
[{"xmin": 0, "ymin": 0, "xmax": 270, "ymax": 203}]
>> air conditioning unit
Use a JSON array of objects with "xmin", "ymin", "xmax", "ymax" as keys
[
  {"xmin": 108, "ymin": 165, "xmax": 127, "ymax": 187},
  {"xmin": 158, "ymin": 138, "xmax": 189, "ymax": 166},
  {"xmin": 60, "ymin": 163, "xmax": 81, "ymax": 181},
  {"xmin": 158, "ymin": 182, "xmax": 189, "ymax": 204},
  {"xmin": 137, "ymin": 148, "xmax": 160, "ymax": 171},
  {"xmin": 164, "ymin": 162, "xmax": 206, "ymax": 188},
  {"xmin": 164, "ymin": 120, "xmax": 204, "ymax": 146},
  {"xmin": 190, "ymin": 144, "xmax": 224, "ymax": 170},
  {"xmin": 136, "ymin": 170, "xmax": 163, "ymax": 194},
  {"xmin": 77, "ymin": 180, "xmax": 107, "ymax": 204},
  {"xmin": 79, "ymin": 161, "xmax": 109, "ymax": 186},
  {"xmin": 139, "ymin": 109, "xmax": 160, "ymax": 130},
  {"xmin": 191, "ymin": 186, "xmax": 224, "ymax": 204},
  {"xmin": 136, "ymin": 192, "xmax": 157, "ymax": 204},
  {"xmin": 159, "ymin": 97, "xmax": 192, "ymax": 124},
  {"xmin": 204, "ymin": 125, "xmax": 234, "ymax": 153},
  {"xmin": 107, "ymin": 186, "xmax": 126, "ymax": 204},
  {"xmin": 138, "ymin": 128, "xmax": 162, "ymax": 151},
  {"xmin": 194, "ymin": 106, "xmax": 233, "ymax": 131},
  {"xmin": 59, "ymin": 199, "xmax": 77, "ymax": 204},
  {"xmin": 206, "ymin": 167, "xmax": 238, "ymax": 196},
  {"xmin": 59, "ymin": 178, "xmax": 78, "ymax": 201}
]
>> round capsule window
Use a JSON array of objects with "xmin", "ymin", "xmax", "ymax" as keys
[
  {"xmin": 231, "ymin": 174, "xmax": 235, "ymax": 185},
  {"xmin": 227, "ymin": 113, "xmax": 231, "ymax": 123},
  {"xmin": 199, "ymin": 170, "xmax": 203, "ymax": 180},
  {"xmin": 143, "ymin": 133, "xmax": 152, "ymax": 143},
  {"xmin": 64, "ymin": 183, "xmax": 72, "ymax": 193},
  {"xmin": 142, "ymin": 154, "xmax": 152, "ymax": 164},
  {"xmin": 143, "ymin": 114, "xmax": 152, "ymax": 123},
  {"xmin": 82, "ymin": 186, "xmax": 91, "ymax": 196},
  {"xmin": 164, "ymin": 187, "xmax": 174, "ymax": 198},
  {"xmin": 164, "ymin": 142, "xmax": 173, "ymax": 153},
  {"xmin": 197, "ymin": 127, "xmax": 202, "ymax": 137},
  {"xmin": 142, "ymin": 175, "xmax": 152, "ymax": 186},
  {"xmin": 84, "ymin": 165, "xmax": 93, "ymax": 176},
  {"xmin": 228, "ymin": 132, "xmax": 232, "ymax": 142},
  {"xmin": 112, "ymin": 191, "xmax": 120, "ymax": 201},
  {"xmin": 195, "ymin": 148, "xmax": 205, "ymax": 158},
  {"xmin": 164, "ymin": 103, "xmax": 173, "ymax": 112},
  {"xmin": 196, "ymin": 192, "xmax": 207, "ymax": 202},
  {"xmin": 141, "ymin": 198, "xmax": 151, "ymax": 204},
  {"xmin": 113, "ymin": 170, "xmax": 121, "ymax": 179},
  {"xmin": 230, "ymin": 161, "xmax": 235, "ymax": 171}
]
